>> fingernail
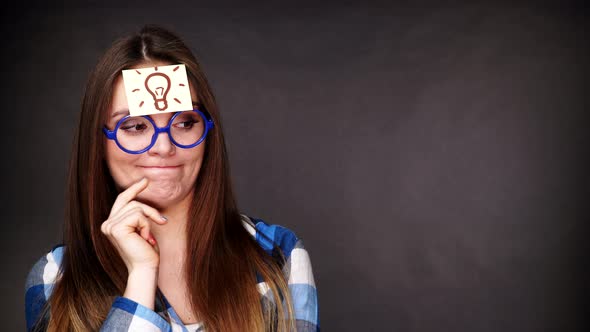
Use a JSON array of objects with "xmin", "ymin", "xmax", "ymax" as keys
[
  {"xmin": 149, "ymin": 236, "xmax": 157, "ymax": 245},
  {"xmin": 160, "ymin": 215, "xmax": 168, "ymax": 222}
]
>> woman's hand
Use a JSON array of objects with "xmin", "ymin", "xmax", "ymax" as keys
[{"xmin": 100, "ymin": 177, "xmax": 168, "ymax": 273}]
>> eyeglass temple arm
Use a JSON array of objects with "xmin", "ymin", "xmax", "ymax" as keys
[{"xmin": 102, "ymin": 127, "xmax": 116, "ymax": 139}]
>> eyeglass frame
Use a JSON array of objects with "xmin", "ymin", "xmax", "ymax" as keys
[{"xmin": 102, "ymin": 108, "xmax": 215, "ymax": 154}]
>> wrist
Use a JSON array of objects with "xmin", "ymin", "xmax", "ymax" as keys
[
  {"xmin": 128, "ymin": 265, "xmax": 159, "ymax": 276},
  {"xmin": 124, "ymin": 267, "xmax": 158, "ymax": 310}
]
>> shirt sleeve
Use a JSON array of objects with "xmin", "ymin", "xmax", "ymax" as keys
[
  {"xmin": 284, "ymin": 238, "xmax": 320, "ymax": 332},
  {"xmin": 99, "ymin": 296, "xmax": 170, "ymax": 331},
  {"xmin": 24, "ymin": 246, "xmax": 171, "ymax": 332},
  {"xmin": 253, "ymin": 220, "xmax": 320, "ymax": 332},
  {"xmin": 24, "ymin": 245, "xmax": 64, "ymax": 331}
]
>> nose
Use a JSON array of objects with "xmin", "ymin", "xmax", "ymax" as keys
[{"xmin": 147, "ymin": 130, "xmax": 176, "ymax": 156}]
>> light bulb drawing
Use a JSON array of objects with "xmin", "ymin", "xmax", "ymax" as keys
[
  {"xmin": 122, "ymin": 64, "xmax": 193, "ymax": 116},
  {"xmin": 144, "ymin": 72, "xmax": 171, "ymax": 111}
]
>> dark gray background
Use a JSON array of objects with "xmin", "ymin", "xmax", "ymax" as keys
[{"xmin": 2, "ymin": 1, "xmax": 587, "ymax": 331}]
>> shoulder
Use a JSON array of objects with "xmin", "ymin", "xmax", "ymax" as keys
[
  {"xmin": 241, "ymin": 214, "xmax": 302, "ymax": 259},
  {"xmin": 25, "ymin": 244, "xmax": 65, "ymax": 292},
  {"xmin": 240, "ymin": 214, "xmax": 315, "ymax": 284},
  {"xmin": 241, "ymin": 215, "xmax": 320, "ymax": 330},
  {"xmin": 24, "ymin": 244, "xmax": 65, "ymax": 331}
]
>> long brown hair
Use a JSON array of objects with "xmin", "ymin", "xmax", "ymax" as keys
[{"xmin": 32, "ymin": 25, "xmax": 294, "ymax": 332}]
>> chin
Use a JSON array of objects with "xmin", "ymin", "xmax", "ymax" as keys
[{"xmin": 136, "ymin": 182, "xmax": 189, "ymax": 209}]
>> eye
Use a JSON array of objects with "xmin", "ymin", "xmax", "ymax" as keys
[
  {"xmin": 172, "ymin": 112, "xmax": 200, "ymax": 129},
  {"xmin": 119, "ymin": 118, "xmax": 150, "ymax": 133},
  {"xmin": 121, "ymin": 123, "xmax": 148, "ymax": 131},
  {"xmin": 174, "ymin": 120, "xmax": 198, "ymax": 129}
]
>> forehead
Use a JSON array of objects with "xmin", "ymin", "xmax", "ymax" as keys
[
  {"xmin": 110, "ymin": 75, "xmax": 131, "ymax": 116},
  {"xmin": 109, "ymin": 61, "xmax": 198, "ymax": 117}
]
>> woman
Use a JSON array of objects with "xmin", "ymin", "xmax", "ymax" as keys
[{"xmin": 24, "ymin": 25, "xmax": 319, "ymax": 332}]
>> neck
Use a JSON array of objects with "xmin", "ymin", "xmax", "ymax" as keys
[{"xmin": 151, "ymin": 193, "xmax": 193, "ymax": 264}]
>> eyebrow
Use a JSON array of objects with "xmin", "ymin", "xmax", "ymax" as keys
[
  {"xmin": 111, "ymin": 109, "xmax": 129, "ymax": 118},
  {"xmin": 110, "ymin": 101, "xmax": 199, "ymax": 118}
]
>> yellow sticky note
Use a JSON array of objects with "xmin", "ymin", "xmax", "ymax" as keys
[{"xmin": 122, "ymin": 64, "xmax": 193, "ymax": 116}]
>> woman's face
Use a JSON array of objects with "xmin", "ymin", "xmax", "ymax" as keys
[{"xmin": 105, "ymin": 61, "xmax": 205, "ymax": 209}]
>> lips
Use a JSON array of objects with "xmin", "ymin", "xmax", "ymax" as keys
[
  {"xmin": 138, "ymin": 165, "xmax": 181, "ymax": 177},
  {"xmin": 137, "ymin": 165, "xmax": 182, "ymax": 175}
]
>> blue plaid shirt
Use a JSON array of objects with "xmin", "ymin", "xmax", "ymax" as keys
[{"xmin": 25, "ymin": 215, "xmax": 319, "ymax": 331}]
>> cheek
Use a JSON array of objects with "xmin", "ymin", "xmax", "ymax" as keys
[
  {"xmin": 181, "ymin": 146, "xmax": 206, "ymax": 180},
  {"xmin": 105, "ymin": 141, "xmax": 141, "ymax": 187},
  {"xmin": 185, "ymin": 148, "xmax": 203, "ymax": 168}
]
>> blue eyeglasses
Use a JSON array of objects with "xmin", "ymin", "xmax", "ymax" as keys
[{"xmin": 103, "ymin": 108, "xmax": 214, "ymax": 154}]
